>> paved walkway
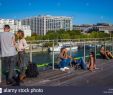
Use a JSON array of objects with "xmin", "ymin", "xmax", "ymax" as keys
[{"xmin": 1, "ymin": 59, "xmax": 113, "ymax": 86}]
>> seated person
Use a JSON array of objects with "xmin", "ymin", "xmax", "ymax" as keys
[
  {"xmin": 71, "ymin": 58, "xmax": 87, "ymax": 70},
  {"xmin": 100, "ymin": 46, "xmax": 109, "ymax": 59},
  {"xmin": 106, "ymin": 50, "xmax": 113, "ymax": 59},
  {"xmin": 58, "ymin": 47, "xmax": 71, "ymax": 71},
  {"xmin": 88, "ymin": 52, "xmax": 96, "ymax": 72}
]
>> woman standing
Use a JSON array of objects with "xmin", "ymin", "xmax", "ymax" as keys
[{"xmin": 16, "ymin": 30, "xmax": 28, "ymax": 80}]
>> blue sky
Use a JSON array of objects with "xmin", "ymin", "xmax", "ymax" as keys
[{"xmin": 0, "ymin": 0, "xmax": 113, "ymax": 24}]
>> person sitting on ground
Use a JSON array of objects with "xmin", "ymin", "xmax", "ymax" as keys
[
  {"xmin": 100, "ymin": 46, "xmax": 109, "ymax": 59},
  {"xmin": 70, "ymin": 50, "xmax": 87, "ymax": 70},
  {"xmin": 71, "ymin": 57, "xmax": 87, "ymax": 70},
  {"xmin": 88, "ymin": 52, "xmax": 96, "ymax": 72},
  {"xmin": 106, "ymin": 50, "xmax": 113, "ymax": 59},
  {"xmin": 59, "ymin": 47, "xmax": 71, "ymax": 72}
]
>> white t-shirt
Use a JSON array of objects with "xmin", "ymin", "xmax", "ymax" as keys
[{"xmin": 0, "ymin": 32, "xmax": 17, "ymax": 57}]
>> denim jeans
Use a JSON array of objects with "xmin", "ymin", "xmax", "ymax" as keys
[
  {"xmin": 1, "ymin": 55, "xmax": 17, "ymax": 81},
  {"xmin": 75, "ymin": 58, "xmax": 87, "ymax": 70},
  {"xmin": 59, "ymin": 58, "xmax": 71, "ymax": 68}
]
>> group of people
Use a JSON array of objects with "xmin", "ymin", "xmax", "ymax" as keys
[
  {"xmin": 1, "ymin": 25, "xmax": 113, "ymax": 85},
  {"xmin": 0, "ymin": 25, "xmax": 28, "ymax": 86},
  {"xmin": 58, "ymin": 45, "xmax": 113, "ymax": 72},
  {"xmin": 58, "ymin": 47, "xmax": 96, "ymax": 72}
]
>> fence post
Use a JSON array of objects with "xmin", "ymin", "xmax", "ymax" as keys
[
  {"xmin": 104, "ymin": 38, "xmax": 106, "ymax": 50},
  {"xmin": 70, "ymin": 40, "xmax": 72, "ymax": 56},
  {"xmin": 84, "ymin": 40, "xmax": 86, "ymax": 62},
  {"xmin": 52, "ymin": 40, "xmax": 55, "ymax": 70},
  {"xmin": 42, "ymin": 41, "xmax": 44, "ymax": 52},
  {"xmin": 95, "ymin": 39, "xmax": 97, "ymax": 60},
  {"xmin": 30, "ymin": 43, "xmax": 32, "ymax": 62},
  {"xmin": 110, "ymin": 37, "xmax": 112, "ymax": 52},
  {"xmin": 112, "ymin": 38, "xmax": 113, "ymax": 54}
]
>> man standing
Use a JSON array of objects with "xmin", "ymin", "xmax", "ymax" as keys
[{"xmin": 0, "ymin": 25, "xmax": 19, "ymax": 86}]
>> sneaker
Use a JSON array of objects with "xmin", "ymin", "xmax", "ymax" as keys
[{"xmin": 64, "ymin": 67, "xmax": 69, "ymax": 69}]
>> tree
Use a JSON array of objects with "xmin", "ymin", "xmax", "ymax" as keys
[{"xmin": 25, "ymin": 30, "xmax": 110, "ymax": 41}]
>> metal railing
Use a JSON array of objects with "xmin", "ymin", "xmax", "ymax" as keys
[{"xmin": 26, "ymin": 37, "xmax": 113, "ymax": 70}]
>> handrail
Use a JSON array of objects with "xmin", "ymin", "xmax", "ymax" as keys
[{"xmin": 26, "ymin": 37, "xmax": 113, "ymax": 43}]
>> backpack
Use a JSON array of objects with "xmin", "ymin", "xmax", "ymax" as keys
[{"xmin": 25, "ymin": 63, "xmax": 39, "ymax": 78}]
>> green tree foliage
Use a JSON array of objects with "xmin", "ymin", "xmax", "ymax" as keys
[
  {"xmin": 26, "ymin": 30, "xmax": 111, "ymax": 41},
  {"xmin": 88, "ymin": 32, "xmax": 109, "ymax": 38}
]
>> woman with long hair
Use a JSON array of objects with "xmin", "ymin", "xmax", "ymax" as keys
[
  {"xmin": 88, "ymin": 52, "xmax": 96, "ymax": 72},
  {"xmin": 106, "ymin": 50, "xmax": 113, "ymax": 59},
  {"xmin": 16, "ymin": 30, "xmax": 28, "ymax": 80},
  {"xmin": 100, "ymin": 46, "xmax": 109, "ymax": 59},
  {"xmin": 59, "ymin": 47, "xmax": 71, "ymax": 72}
]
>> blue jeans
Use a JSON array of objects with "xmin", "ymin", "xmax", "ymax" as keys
[
  {"xmin": 76, "ymin": 58, "xmax": 87, "ymax": 70},
  {"xmin": 59, "ymin": 58, "xmax": 71, "ymax": 68},
  {"xmin": 1, "ymin": 55, "xmax": 17, "ymax": 81}
]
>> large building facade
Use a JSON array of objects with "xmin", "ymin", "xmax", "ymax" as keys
[
  {"xmin": 73, "ymin": 24, "xmax": 92, "ymax": 32},
  {"xmin": 73, "ymin": 23, "xmax": 113, "ymax": 33},
  {"xmin": 0, "ymin": 18, "xmax": 31, "ymax": 37},
  {"xmin": 21, "ymin": 15, "xmax": 73, "ymax": 35}
]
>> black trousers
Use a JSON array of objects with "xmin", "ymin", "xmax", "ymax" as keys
[{"xmin": 18, "ymin": 51, "xmax": 26, "ymax": 75}]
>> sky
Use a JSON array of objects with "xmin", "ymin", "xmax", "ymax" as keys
[{"xmin": 0, "ymin": 0, "xmax": 113, "ymax": 24}]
